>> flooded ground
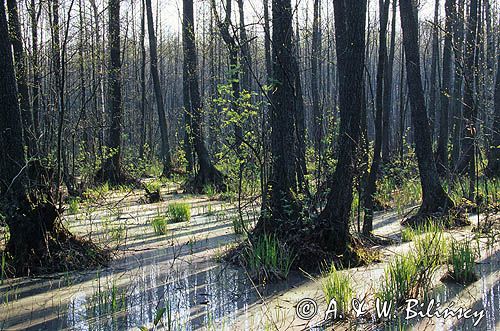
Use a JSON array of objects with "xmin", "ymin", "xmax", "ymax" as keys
[{"xmin": 0, "ymin": 187, "xmax": 498, "ymax": 330}]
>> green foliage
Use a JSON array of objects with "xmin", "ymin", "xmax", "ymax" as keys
[
  {"xmin": 203, "ymin": 184, "xmax": 217, "ymax": 199},
  {"xmin": 322, "ymin": 264, "xmax": 353, "ymax": 318},
  {"xmin": 378, "ymin": 225, "xmax": 447, "ymax": 306},
  {"xmin": 67, "ymin": 197, "xmax": 81, "ymax": 215},
  {"xmin": 401, "ymin": 227, "xmax": 415, "ymax": 242},
  {"xmin": 83, "ymin": 182, "xmax": 110, "ymax": 201},
  {"xmin": 167, "ymin": 203, "xmax": 191, "ymax": 223},
  {"xmin": 243, "ymin": 235, "xmax": 295, "ymax": 282},
  {"xmin": 448, "ymin": 239, "xmax": 477, "ymax": 284},
  {"xmin": 232, "ymin": 215, "xmax": 245, "ymax": 235},
  {"xmin": 151, "ymin": 216, "xmax": 168, "ymax": 235},
  {"xmin": 144, "ymin": 179, "xmax": 162, "ymax": 194},
  {"xmin": 377, "ymin": 253, "xmax": 418, "ymax": 305}
]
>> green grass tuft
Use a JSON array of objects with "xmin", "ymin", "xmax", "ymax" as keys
[
  {"xmin": 243, "ymin": 234, "xmax": 294, "ymax": 282},
  {"xmin": 322, "ymin": 264, "xmax": 353, "ymax": 318},
  {"xmin": 167, "ymin": 203, "xmax": 191, "ymax": 223},
  {"xmin": 151, "ymin": 216, "xmax": 168, "ymax": 235},
  {"xmin": 448, "ymin": 239, "xmax": 477, "ymax": 284}
]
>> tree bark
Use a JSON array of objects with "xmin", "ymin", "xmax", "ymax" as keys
[
  {"xmin": 182, "ymin": 0, "xmax": 225, "ymax": 192},
  {"xmin": 456, "ymin": 0, "xmax": 480, "ymax": 176},
  {"xmin": 428, "ymin": 0, "xmax": 440, "ymax": 143},
  {"xmin": 486, "ymin": 18, "xmax": 500, "ymax": 176},
  {"xmin": 363, "ymin": 0, "xmax": 390, "ymax": 235},
  {"xmin": 399, "ymin": 0, "xmax": 454, "ymax": 219},
  {"xmin": 145, "ymin": 0, "xmax": 172, "ymax": 177},
  {"xmin": 436, "ymin": 0, "xmax": 455, "ymax": 173},
  {"xmin": 96, "ymin": 0, "xmax": 128, "ymax": 185},
  {"xmin": 317, "ymin": 0, "xmax": 367, "ymax": 252},
  {"xmin": 6, "ymin": 0, "xmax": 36, "ymax": 157}
]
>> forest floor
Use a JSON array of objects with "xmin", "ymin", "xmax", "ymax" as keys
[{"xmin": 0, "ymin": 183, "xmax": 498, "ymax": 330}]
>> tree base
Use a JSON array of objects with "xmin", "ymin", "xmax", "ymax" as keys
[
  {"xmin": 184, "ymin": 165, "xmax": 227, "ymax": 193},
  {"xmin": 4, "ymin": 197, "xmax": 109, "ymax": 277},
  {"xmin": 94, "ymin": 165, "xmax": 138, "ymax": 187}
]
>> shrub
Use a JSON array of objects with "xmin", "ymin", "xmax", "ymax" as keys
[
  {"xmin": 151, "ymin": 216, "xmax": 168, "ymax": 235},
  {"xmin": 68, "ymin": 197, "xmax": 80, "ymax": 214},
  {"xmin": 243, "ymin": 235, "xmax": 294, "ymax": 281},
  {"xmin": 322, "ymin": 264, "xmax": 353, "ymax": 318},
  {"xmin": 167, "ymin": 203, "xmax": 191, "ymax": 223},
  {"xmin": 447, "ymin": 239, "xmax": 477, "ymax": 284}
]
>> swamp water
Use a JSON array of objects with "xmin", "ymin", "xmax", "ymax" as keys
[{"xmin": 0, "ymin": 189, "xmax": 498, "ymax": 330}]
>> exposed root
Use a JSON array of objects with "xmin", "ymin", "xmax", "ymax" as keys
[{"xmin": 401, "ymin": 205, "xmax": 470, "ymax": 229}]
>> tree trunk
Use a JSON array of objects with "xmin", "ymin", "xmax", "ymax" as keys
[
  {"xmin": 399, "ymin": 0, "xmax": 454, "ymax": 220},
  {"xmin": 316, "ymin": 0, "xmax": 367, "ymax": 253},
  {"xmin": 6, "ymin": 0, "xmax": 36, "ymax": 157},
  {"xmin": 486, "ymin": 19, "xmax": 500, "ymax": 175},
  {"xmin": 145, "ymin": 0, "xmax": 172, "ymax": 177},
  {"xmin": 436, "ymin": 0, "xmax": 455, "ymax": 173},
  {"xmin": 182, "ymin": 0, "xmax": 225, "ymax": 192},
  {"xmin": 428, "ymin": 0, "xmax": 440, "ymax": 143},
  {"xmin": 363, "ymin": 0, "xmax": 390, "ymax": 235},
  {"xmin": 96, "ymin": 0, "xmax": 128, "ymax": 185},
  {"xmin": 311, "ymin": 0, "xmax": 322, "ymax": 152},
  {"xmin": 456, "ymin": 0, "xmax": 480, "ymax": 176},
  {"xmin": 139, "ymin": 0, "xmax": 146, "ymax": 159},
  {"xmin": 382, "ymin": 0, "xmax": 397, "ymax": 163}
]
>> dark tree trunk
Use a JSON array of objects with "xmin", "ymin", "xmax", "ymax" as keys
[
  {"xmin": 456, "ymin": 0, "xmax": 480, "ymax": 175},
  {"xmin": 96, "ymin": 0, "xmax": 128, "ymax": 185},
  {"xmin": 451, "ymin": 0, "xmax": 465, "ymax": 166},
  {"xmin": 486, "ymin": 22, "xmax": 500, "ymax": 175},
  {"xmin": 182, "ymin": 0, "xmax": 225, "ymax": 192},
  {"xmin": 382, "ymin": 0, "xmax": 397, "ymax": 163},
  {"xmin": 311, "ymin": 0, "xmax": 322, "ymax": 152},
  {"xmin": 29, "ymin": 0, "xmax": 41, "ymax": 140},
  {"xmin": 145, "ymin": 0, "xmax": 172, "ymax": 177},
  {"xmin": 316, "ymin": 0, "xmax": 367, "ymax": 252},
  {"xmin": 363, "ymin": 0, "xmax": 390, "ymax": 235},
  {"xmin": 6, "ymin": 0, "xmax": 36, "ymax": 157},
  {"xmin": 399, "ymin": 0, "xmax": 454, "ymax": 220},
  {"xmin": 428, "ymin": 0, "xmax": 440, "ymax": 143},
  {"xmin": 436, "ymin": 0, "xmax": 455, "ymax": 173},
  {"xmin": 139, "ymin": 0, "xmax": 146, "ymax": 159}
]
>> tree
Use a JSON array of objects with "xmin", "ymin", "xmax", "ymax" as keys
[
  {"xmin": 428, "ymin": 0, "xmax": 440, "ymax": 142},
  {"xmin": 6, "ymin": 0, "xmax": 36, "ymax": 157},
  {"xmin": 316, "ymin": 0, "xmax": 367, "ymax": 252},
  {"xmin": 486, "ymin": 22, "xmax": 500, "ymax": 176},
  {"xmin": 182, "ymin": 0, "xmax": 226, "ymax": 192},
  {"xmin": 1, "ymin": 0, "xmax": 105, "ymax": 275},
  {"xmin": 96, "ymin": 0, "xmax": 128, "ymax": 184},
  {"xmin": 311, "ymin": 0, "xmax": 322, "ymax": 152},
  {"xmin": 363, "ymin": 0, "xmax": 390, "ymax": 235},
  {"xmin": 145, "ymin": 0, "xmax": 172, "ymax": 177},
  {"xmin": 456, "ymin": 0, "xmax": 480, "ymax": 180},
  {"xmin": 399, "ymin": 0, "xmax": 454, "ymax": 221},
  {"xmin": 436, "ymin": 0, "xmax": 455, "ymax": 173}
]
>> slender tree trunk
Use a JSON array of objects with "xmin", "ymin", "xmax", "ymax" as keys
[
  {"xmin": 456, "ymin": 0, "xmax": 480, "ymax": 176},
  {"xmin": 382, "ymin": 0, "xmax": 397, "ymax": 163},
  {"xmin": 399, "ymin": 0, "xmax": 454, "ymax": 220},
  {"xmin": 428, "ymin": 0, "xmax": 440, "ymax": 143},
  {"xmin": 139, "ymin": 0, "xmax": 146, "ymax": 159},
  {"xmin": 311, "ymin": 0, "xmax": 322, "ymax": 152},
  {"xmin": 182, "ymin": 0, "xmax": 225, "ymax": 192},
  {"xmin": 486, "ymin": 26, "xmax": 500, "ymax": 175},
  {"xmin": 451, "ymin": 0, "xmax": 465, "ymax": 166},
  {"xmin": 363, "ymin": 0, "xmax": 390, "ymax": 235},
  {"xmin": 436, "ymin": 0, "xmax": 455, "ymax": 173},
  {"xmin": 145, "ymin": 0, "xmax": 172, "ymax": 177}
]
